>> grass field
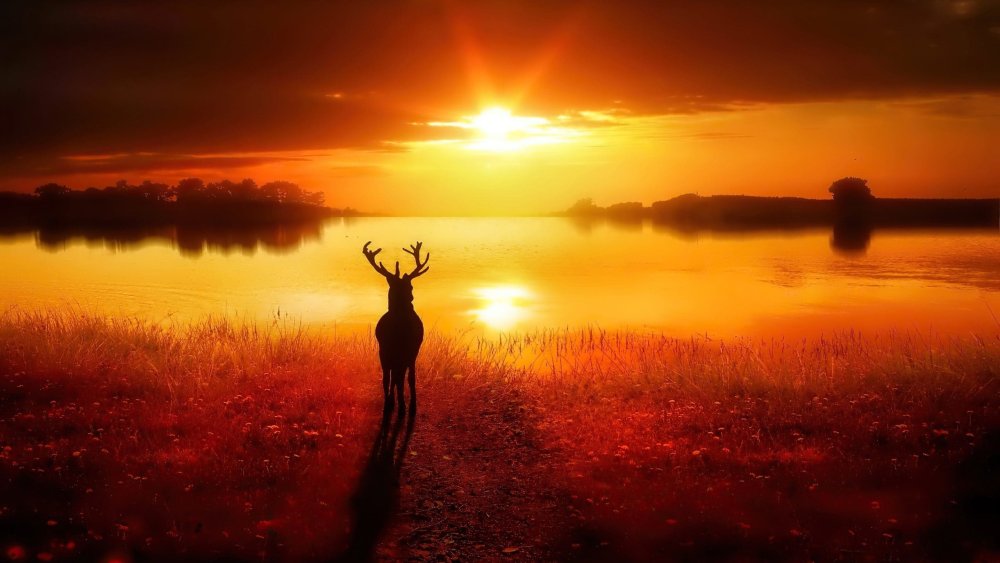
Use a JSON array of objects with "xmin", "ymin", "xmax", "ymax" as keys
[{"xmin": 1, "ymin": 310, "xmax": 998, "ymax": 561}]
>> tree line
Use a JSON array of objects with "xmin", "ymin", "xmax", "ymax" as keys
[{"xmin": 23, "ymin": 178, "xmax": 326, "ymax": 207}]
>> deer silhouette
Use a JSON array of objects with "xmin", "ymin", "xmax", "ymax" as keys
[{"xmin": 362, "ymin": 240, "xmax": 429, "ymax": 413}]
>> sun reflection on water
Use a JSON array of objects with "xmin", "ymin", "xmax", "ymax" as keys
[{"xmin": 470, "ymin": 285, "xmax": 532, "ymax": 330}]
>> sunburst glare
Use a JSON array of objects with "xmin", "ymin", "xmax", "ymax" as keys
[
  {"xmin": 428, "ymin": 106, "xmax": 582, "ymax": 152},
  {"xmin": 470, "ymin": 284, "xmax": 533, "ymax": 329}
]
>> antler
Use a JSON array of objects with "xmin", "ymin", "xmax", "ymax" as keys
[
  {"xmin": 362, "ymin": 241, "xmax": 394, "ymax": 278},
  {"xmin": 402, "ymin": 241, "xmax": 430, "ymax": 279}
]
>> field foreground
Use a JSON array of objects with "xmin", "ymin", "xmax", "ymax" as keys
[{"xmin": 1, "ymin": 312, "xmax": 998, "ymax": 562}]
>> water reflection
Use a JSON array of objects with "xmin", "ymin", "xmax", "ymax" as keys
[
  {"xmin": 830, "ymin": 220, "xmax": 874, "ymax": 256},
  {"xmin": 0, "ymin": 217, "xmax": 997, "ymax": 336},
  {"xmin": 3, "ymin": 221, "xmax": 325, "ymax": 257},
  {"xmin": 470, "ymin": 285, "xmax": 533, "ymax": 330}
]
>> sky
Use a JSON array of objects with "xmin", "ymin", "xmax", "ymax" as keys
[{"xmin": 2, "ymin": 0, "xmax": 999, "ymax": 214}]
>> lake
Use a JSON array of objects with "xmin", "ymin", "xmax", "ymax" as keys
[{"xmin": 1, "ymin": 217, "xmax": 998, "ymax": 337}]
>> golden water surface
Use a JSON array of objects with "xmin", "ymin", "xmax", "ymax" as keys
[{"xmin": 1, "ymin": 218, "xmax": 998, "ymax": 337}]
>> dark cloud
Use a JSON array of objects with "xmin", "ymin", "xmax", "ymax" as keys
[
  {"xmin": 890, "ymin": 94, "xmax": 1000, "ymax": 116},
  {"xmin": 0, "ymin": 153, "xmax": 308, "ymax": 178},
  {"xmin": 1, "ymin": 0, "xmax": 998, "ymax": 175}
]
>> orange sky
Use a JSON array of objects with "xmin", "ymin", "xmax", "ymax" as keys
[{"xmin": 2, "ymin": 1, "xmax": 999, "ymax": 214}]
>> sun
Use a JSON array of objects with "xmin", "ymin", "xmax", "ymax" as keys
[
  {"xmin": 470, "ymin": 285, "xmax": 532, "ymax": 330},
  {"xmin": 470, "ymin": 108, "xmax": 522, "ymax": 140},
  {"xmin": 466, "ymin": 107, "xmax": 552, "ymax": 151},
  {"xmin": 424, "ymin": 106, "xmax": 583, "ymax": 152},
  {"xmin": 431, "ymin": 106, "xmax": 580, "ymax": 152}
]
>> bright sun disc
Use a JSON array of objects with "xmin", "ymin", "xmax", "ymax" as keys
[
  {"xmin": 465, "ymin": 107, "xmax": 568, "ymax": 152},
  {"xmin": 425, "ymin": 106, "xmax": 582, "ymax": 152},
  {"xmin": 471, "ymin": 108, "xmax": 520, "ymax": 139},
  {"xmin": 470, "ymin": 285, "xmax": 532, "ymax": 330}
]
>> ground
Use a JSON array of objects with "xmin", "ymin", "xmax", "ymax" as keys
[
  {"xmin": 1, "ymin": 314, "xmax": 998, "ymax": 561},
  {"xmin": 372, "ymin": 383, "xmax": 570, "ymax": 562}
]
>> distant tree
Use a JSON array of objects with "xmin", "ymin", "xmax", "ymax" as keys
[
  {"xmin": 829, "ymin": 177, "xmax": 873, "ymax": 204},
  {"xmin": 26, "ymin": 177, "xmax": 327, "ymax": 210},
  {"xmin": 304, "ymin": 190, "xmax": 325, "ymax": 206},
  {"xmin": 260, "ymin": 181, "xmax": 303, "ymax": 203},
  {"xmin": 138, "ymin": 180, "xmax": 171, "ymax": 202},
  {"xmin": 606, "ymin": 201, "xmax": 644, "ymax": 217},
  {"xmin": 206, "ymin": 180, "xmax": 238, "ymax": 200},
  {"xmin": 231, "ymin": 178, "xmax": 259, "ymax": 201},
  {"xmin": 0, "ymin": 191, "xmax": 36, "ymax": 204},
  {"xmin": 34, "ymin": 183, "xmax": 71, "ymax": 199},
  {"xmin": 102, "ymin": 180, "xmax": 134, "ymax": 198},
  {"xmin": 567, "ymin": 198, "xmax": 601, "ymax": 216},
  {"xmin": 174, "ymin": 178, "xmax": 206, "ymax": 203},
  {"xmin": 259, "ymin": 182, "xmax": 279, "ymax": 202}
]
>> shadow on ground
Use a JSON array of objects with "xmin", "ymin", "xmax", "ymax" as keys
[{"xmin": 337, "ymin": 406, "xmax": 416, "ymax": 562}]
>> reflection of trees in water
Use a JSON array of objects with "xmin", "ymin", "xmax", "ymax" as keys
[
  {"xmin": 175, "ymin": 222, "xmax": 324, "ymax": 256},
  {"xmin": 635, "ymin": 216, "xmax": 994, "ymax": 258},
  {"xmin": 567, "ymin": 215, "xmax": 645, "ymax": 235},
  {"xmin": 830, "ymin": 220, "xmax": 873, "ymax": 256},
  {"xmin": 28, "ymin": 221, "xmax": 325, "ymax": 257}
]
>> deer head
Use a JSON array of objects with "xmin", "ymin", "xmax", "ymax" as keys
[{"xmin": 362, "ymin": 241, "xmax": 430, "ymax": 311}]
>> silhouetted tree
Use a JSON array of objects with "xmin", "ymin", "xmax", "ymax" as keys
[
  {"xmin": 138, "ymin": 180, "xmax": 172, "ymax": 202},
  {"xmin": 34, "ymin": 183, "xmax": 71, "ymax": 199},
  {"xmin": 606, "ymin": 201, "xmax": 644, "ymax": 217},
  {"xmin": 205, "ymin": 180, "xmax": 235, "ymax": 201},
  {"xmin": 259, "ymin": 181, "xmax": 303, "ymax": 203},
  {"xmin": 103, "ymin": 180, "xmax": 134, "ymax": 198},
  {"xmin": 567, "ymin": 198, "xmax": 601, "ymax": 216},
  {"xmin": 829, "ymin": 177, "xmax": 873, "ymax": 204},
  {"xmin": 11, "ymin": 177, "xmax": 334, "ymax": 229},
  {"xmin": 231, "ymin": 178, "xmax": 259, "ymax": 201},
  {"xmin": 174, "ymin": 178, "xmax": 207, "ymax": 203},
  {"xmin": 304, "ymin": 191, "xmax": 325, "ymax": 206}
]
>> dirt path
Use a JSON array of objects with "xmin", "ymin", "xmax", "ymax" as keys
[{"xmin": 365, "ymin": 381, "xmax": 573, "ymax": 561}]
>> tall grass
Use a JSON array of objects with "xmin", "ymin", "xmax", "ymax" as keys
[
  {"xmin": 0, "ymin": 310, "xmax": 997, "ymax": 560},
  {"xmin": 6, "ymin": 310, "xmax": 994, "ymax": 396}
]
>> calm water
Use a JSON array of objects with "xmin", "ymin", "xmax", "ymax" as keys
[{"xmin": 1, "ymin": 217, "xmax": 998, "ymax": 337}]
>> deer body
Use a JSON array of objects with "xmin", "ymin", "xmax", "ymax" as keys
[
  {"xmin": 363, "ymin": 241, "xmax": 429, "ymax": 412},
  {"xmin": 375, "ymin": 304, "xmax": 423, "ymax": 409}
]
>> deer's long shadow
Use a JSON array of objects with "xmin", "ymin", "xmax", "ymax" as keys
[{"xmin": 337, "ymin": 407, "xmax": 416, "ymax": 562}]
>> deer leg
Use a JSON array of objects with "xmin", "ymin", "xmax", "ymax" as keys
[
  {"xmin": 394, "ymin": 369, "xmax": 406, "ymax": 413},
  {"xmin": 382, "ymin": 367, "xmax": 392, "ymax": 413},
  {"xmin": 407, "ymin": 363, "xmax": 417, "ymax": 408}
]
